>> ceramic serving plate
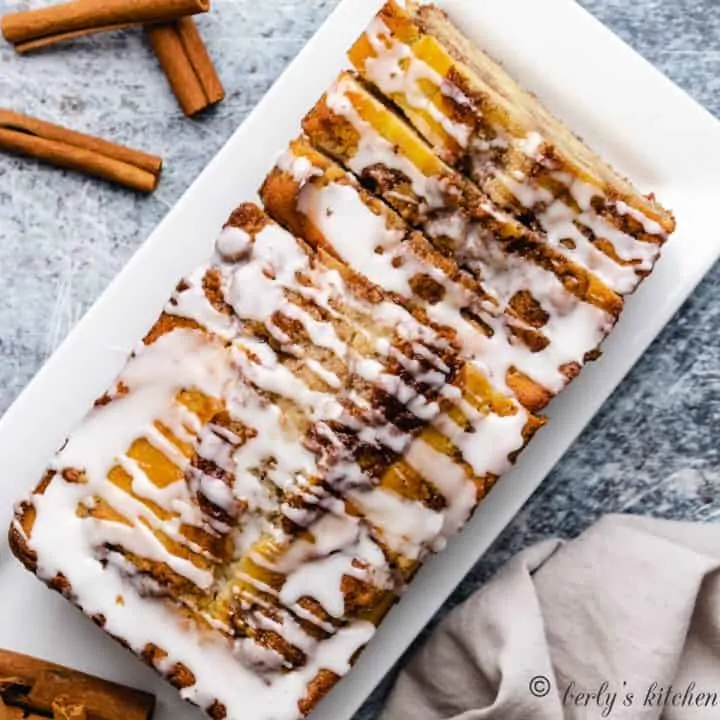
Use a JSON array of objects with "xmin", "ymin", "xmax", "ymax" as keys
[{"xmin": 1, "ymin": 0, "xmax": 719, "ymax": 718}]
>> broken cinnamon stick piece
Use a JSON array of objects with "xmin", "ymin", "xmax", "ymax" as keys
[
  {"xmin": 0, "ymin": 649, "xmax": 155, "ymax": 720},
  {"xmin": 147, "ymin": 17, "xmax": 224, "ymax": 117},
  {"xmin": 2, "ymin": 0, "xmax": 210, "ymax": 54},
  {"xmin": 0, "ymin": 109, "xmax": 162, "ymax": 193}
]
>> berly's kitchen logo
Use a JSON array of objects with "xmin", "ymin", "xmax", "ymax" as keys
[{"xmin": 528, "ymin": 676, "xmax": 719, "ymax": 717}]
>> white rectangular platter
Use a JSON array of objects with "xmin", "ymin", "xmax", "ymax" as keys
[{"xmin": 1, "ymin": 0, "xmax": 719, "ymax": 718}]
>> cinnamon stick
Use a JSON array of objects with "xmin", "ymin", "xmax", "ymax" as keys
[
  {"xmin": 0, "ymin": 110, "xmax": 162, "ymax": 193},
  {"xmin": 2, "ymin": 0, "xmax": 210, "ymax": 54},
  {"xmin": 0, "ymin": 649, "xmax": 155, "ymax": 720},
  {"xmin": 147, "ymin": 17, "xmax": 224, "ymax": 117}
]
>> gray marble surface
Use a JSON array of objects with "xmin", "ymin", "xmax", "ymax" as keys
[{"xmin": 0, "ymin": 0, "xmax": 718, "ymax": 718}]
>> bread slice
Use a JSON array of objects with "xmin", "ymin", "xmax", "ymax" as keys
[{"xmin": 349, "ymin": 1, "xmax": 675, "ymax": 295}]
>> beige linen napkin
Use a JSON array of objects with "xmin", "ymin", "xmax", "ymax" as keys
[{"xmin": 381, "ymin": 514, "xmax": 720, "ymax": 719}]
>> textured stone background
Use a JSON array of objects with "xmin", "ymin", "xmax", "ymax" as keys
[{"xmin": 0, "ymin": 0, "xmax": 717, "ymax": 718}]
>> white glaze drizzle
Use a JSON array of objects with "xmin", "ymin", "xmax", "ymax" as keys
[
  {"xmin": 279, "ymin": 520, "xmax": 389, "ymax": 619},
  {"xmin": 363, "ymin": 16, "xmax": 472, "ymax": 149},
  {"xmin": 403, "ymin": 439, "xmax": 475, "ymax": 541},
  {"xmin": 347, "ymin": 486, "xmax": 443, "ymax": 560},
  {"xmin": 454, "ymin": 225, "xmax": 614, "ymax": 369},
  {"xmin": 486, "ymin": 126, "xmax": 663, "ymax": 296},
  {"xmin": 326, "ymin": 75, "xmax": 447, "ymax": 211},
  {"xmin": 615, "ymin": 200, "xmax": 665, "ymax": 235}
]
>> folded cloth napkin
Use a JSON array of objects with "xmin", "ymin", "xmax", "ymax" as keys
[{"xmin": 380, "ymin": 514, "xmax": 720, "ymax": 720}]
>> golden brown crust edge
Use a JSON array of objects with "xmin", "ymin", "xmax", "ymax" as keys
[{"xmin": 8, "ymin": 509, "xmax": 38, "ymax": 574}]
